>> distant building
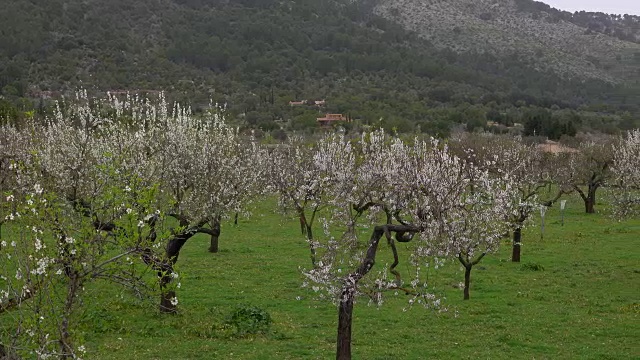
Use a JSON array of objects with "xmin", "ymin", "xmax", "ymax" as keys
[
  {"xmin": 289, "ymin": 100, "xmax": 307, "ymax": 106},
  {"xmin": 28, "ymin": 90, "xmax": 61, "ymax": 99},
  {"xmin": 317, "ymin": 113, "xmax": 348, "ymax": 126},
  {"xmin": 536, "ymin": 140, "xmax": 579, "ymax": 154},
  {"xmin": 108, "ymin": 90, "xmax": 163, "ymax": 96}
]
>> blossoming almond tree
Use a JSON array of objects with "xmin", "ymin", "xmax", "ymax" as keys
[
  {"xmin": 0, "ymin": 125, "xmax": 28, "ymax": 244},
  {"xmin": 1, "ymin": 173, "xmax": 169, "ymax": 359},
  {"xmin": 559, "ymin": 135, "xmax": 615, "ymax": 214},
  {"xmin": 612, "ymin": 129, "xmax": 640, "ymax": 218},
  {"xmin": 0, "ymin": 107, "xmax": 171, "ymax": 359},
  {"xmin": 403, "ymin": 140, "xmax": 519, "ymax": 301},
  {"xmin": 313, "ymin": 133, "xmax": 358, "ymax": 243},
  {"xmin": 94, "ymin": 94, "xmax": 265, "ymax": 311},
  {"xmin": 158, "ymin": 108, "xmax": 264, "ymax": 254},
  {"xmin": 0, "ymin": 92, "xmax": 266, "ymax": 355},
  {"xmin": 344, "ymin": 130, "xmax": 405, "ymax": 232},
  {"xmin": 268, "ymin": 134, "xmax": 354, "ymax": 267},
  {"xmin": 63, "ymin": 93, "xmax": 265, "ymax": 311},
  {"xmin": 304, "ymin": 136, "xmax": 518, "ymax": 360},
  {"xmin": 453, "ymin": 134, "xmax": 561, "ymax": 262}
]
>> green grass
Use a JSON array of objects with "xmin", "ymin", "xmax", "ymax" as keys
[{"xmin": 5, "ymin": 192, "xmax": 640, "ymax": 359}]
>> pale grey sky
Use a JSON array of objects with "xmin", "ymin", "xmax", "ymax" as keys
[{"xmin": 542, "ymin": 0, "xmax": 640, "ymax": 15}]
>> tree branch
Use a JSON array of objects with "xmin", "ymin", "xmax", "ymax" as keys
[
  {"xmin": 541, "ymin": 188, "xmax": 568, "ymax": 207},
  {"xmin": 81, "ymin": 249, "xmax": 137, "ymax": 278},
  {"xmin": 350, "ymin": 224, "xmax": 421, "ymax": 285},
  {"xmin": 352, "ymin": 201, "xmax": 377, "ymax": 215},
  {"xmin": 572, "ymin": 185, "xmax": 587, "ymax": 201},
  {"xmin": 457, "ymin": 253, "xmax": 470, "ymax": 268},
  {"xmin": 471, "ymin": 252, "xmax": 487, "ymax": 266},
  {"xmin": 0, "ymin": 284, "xmax": 39, "ymax": 315},
  {"xmin": 195, "ymin": 227, "xmax": 215, "ymax": 236}
]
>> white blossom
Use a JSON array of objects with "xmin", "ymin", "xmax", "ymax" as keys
[{"xmin": 612, "ymin": 129, "xmax": 640, "ymax": 218}]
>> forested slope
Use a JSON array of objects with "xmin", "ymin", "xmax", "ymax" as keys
[{"xmin": 1, "ymin": 0, "xmax": 639, "ymax": 134}]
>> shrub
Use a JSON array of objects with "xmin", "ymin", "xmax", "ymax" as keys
[
  {"xmin": 226, "ymin": 305, "xmax": 272, "ymax": 336},
  {"xmin": 521, "ymin": 262, "xmax": 545, "ymax": 271}
]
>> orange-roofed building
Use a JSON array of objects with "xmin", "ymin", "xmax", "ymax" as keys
[{"xmin": 317, "ymin": 114, "xmax": 348, "ymax": 126}]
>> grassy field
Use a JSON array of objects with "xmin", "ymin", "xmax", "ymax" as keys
[{"xmin": 6, "ymin": 191, "xmax": 640, "ymax": 359}]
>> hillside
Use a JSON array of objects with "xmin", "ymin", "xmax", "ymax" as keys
[
  {"xmin": 374, "ymin": 0, "xmax": 640, "ymax": 83},
  {"xmin": 374, "ymin": 0, "xmax": 639, "ymax": 83},
  {"xmin": 0, "ymin": 0, "xmax": 639, "ymax": 134}
]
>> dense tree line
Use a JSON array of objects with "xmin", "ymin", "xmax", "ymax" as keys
[{"xmin": 1, "ymin": 0, "xmax": 639, "ymax": 136}]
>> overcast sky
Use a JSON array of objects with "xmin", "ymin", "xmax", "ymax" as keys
[{"xmin": 542, "ymin": 0, "xmax": 640, "ymax": 15}]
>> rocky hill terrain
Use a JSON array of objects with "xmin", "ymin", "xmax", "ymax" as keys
[{"xmin": 374, "ymin": 0, "xmax": 640, "ymax": 83}]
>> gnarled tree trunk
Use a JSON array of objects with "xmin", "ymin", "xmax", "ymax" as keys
[
  {"xmin": 208, "ymin": 216, "xmax": 222, "ymax": 253},
  {"xmin": 575, "ymin": 183, "xmax": 600, "ymax": 214},
  {"xmin": 512, "ymin": 227, "xmax": 522, "ymax": 262},
  {"xmin": 158, "ymin": 228, "xmax": 199, "ymax": 313},
  {"xmin": 160, "ymin": 289, "xmax": 177, "ymax": 313},
  {"xmin": 59, "ymin": 272, "xmax": 81, "ymax": 359},
  {"xmin": 457, "ymin": 252, "xmax": 486, "ymax": 300},
  {"xmin": 299, "ymin": 210, "xmax": 307, "ymax": 236},
  {"xmin": 463, "ymin": 266, "xmax": 472, "ymax": 300},
  {"xmin": 141, "ymin": 216, "xmax": 209, "ymax": 313},
  {"xmin": 336, "ymin": 224, "xmax": 419, "ymax": 360},
  {"xmin": 585, "ymin": 184, "xmax": 598, "ymax": 214},
  {"xmin": 336, "ymin": 287, "xmax": 355, "ymax": 360},
  {"xmin": 298, "ymin": 208, "xmax": 318, "ymax": 267},
  {"xmin": 306, "ymin": 223, "xmax": 316, "ymax": 267}
]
